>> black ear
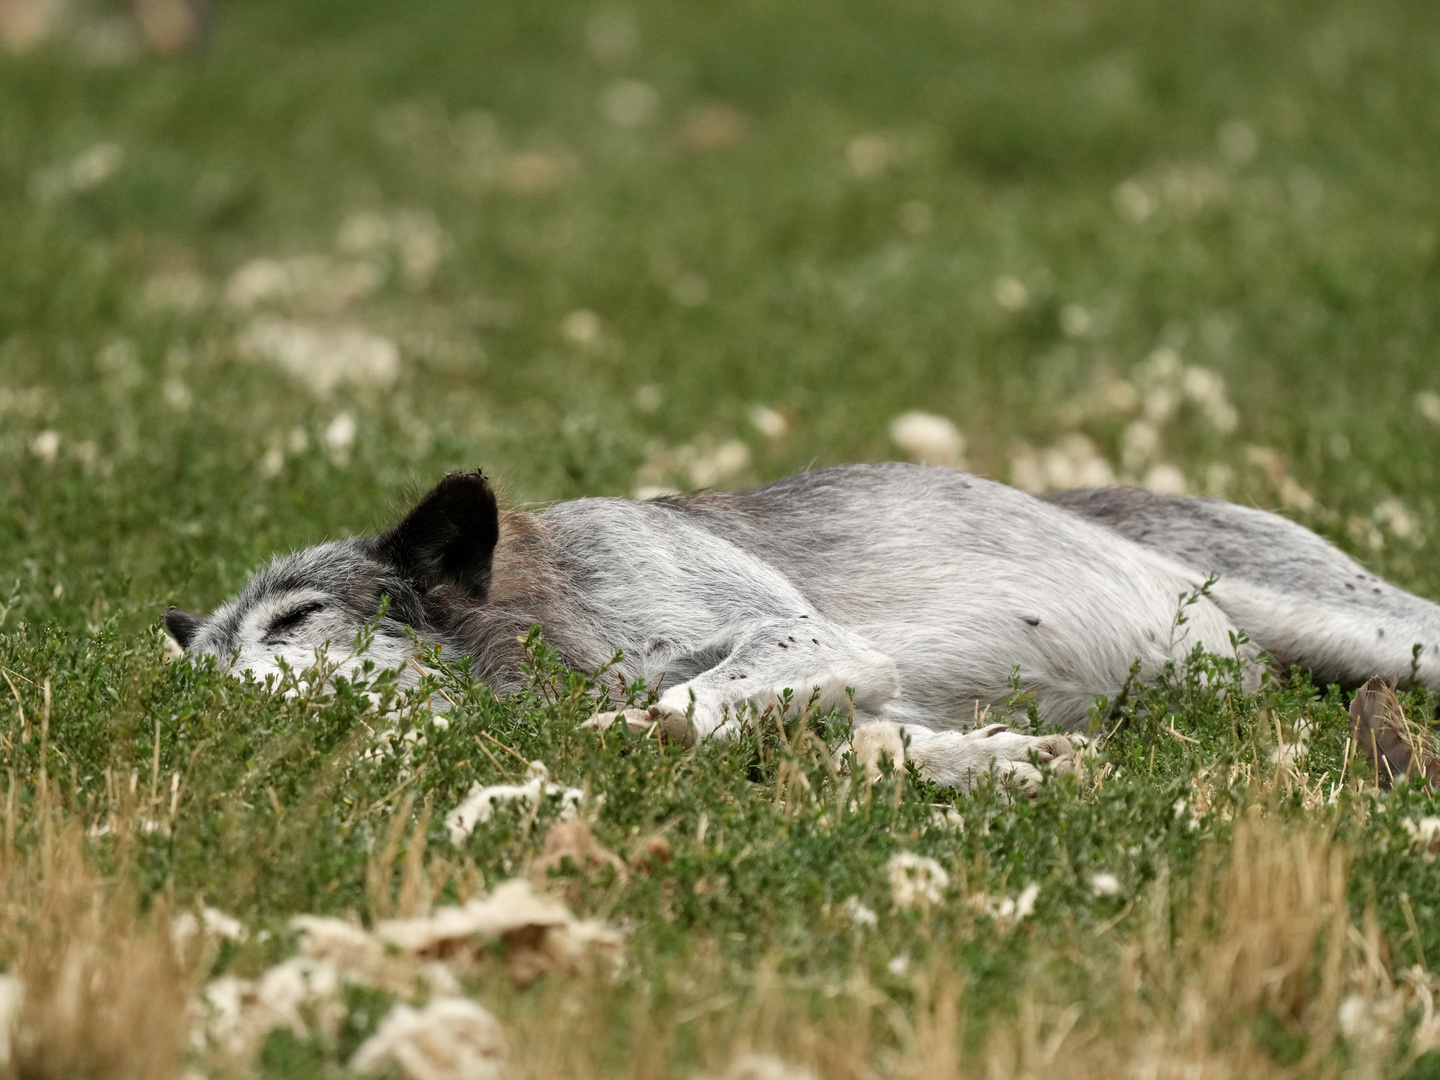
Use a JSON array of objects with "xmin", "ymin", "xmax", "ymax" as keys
[
  {"xmin": 164, "ymin": 607, "xmax": 204, "ymax": 648},
  {"xmin": 372, "ymin": 470, "xmax": 500, "ymax": 600}
]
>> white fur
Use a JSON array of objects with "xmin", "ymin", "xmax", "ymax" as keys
[{"xmin": 214, "ymin": 589, "xmax": 418, "ymax": 692}]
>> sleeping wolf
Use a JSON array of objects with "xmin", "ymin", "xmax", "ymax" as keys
[{"xmin": 164, "ymin": 464, "xmax": 1440, "ymax": 792}]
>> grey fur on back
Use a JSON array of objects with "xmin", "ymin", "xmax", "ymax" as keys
[{"xmin": 1041, "ymin": 486, "xmax": 1384, "ymax": 601}]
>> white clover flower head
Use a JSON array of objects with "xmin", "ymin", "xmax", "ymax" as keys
[{"xmin": 886, "ymin": 852, "xmax": 949, "ymax": 909}]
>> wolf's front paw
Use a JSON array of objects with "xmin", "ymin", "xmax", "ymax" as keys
[
  {"xmin": 977, "ymin": 729, "xmax": 1077, "ymax": 798},
  {"xmin": 583, "ymin": 704, "xmax": 696, "ymax": 747},
  {"xmin": 584, "ymin": 707, "xmax": 654, "ymax": 735},
  {"xmin": 909, "ymin": 726, "xmax": 1076, "ymax": 799},
  {"xmin": 846, "ymin": 721, "xmax": 907, "ymax": 781},
  {"xmin": 645, "ymin": 701, "xmax": 697, "ymax": 746}
]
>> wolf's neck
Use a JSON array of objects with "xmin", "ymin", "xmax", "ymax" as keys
[{"xmin": 433, "ymin": 509, "xmax": 606, "ymax": 695}]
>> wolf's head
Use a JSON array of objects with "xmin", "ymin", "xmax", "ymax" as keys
[{"xmin": 164, "ymin": 471, "xmax": 500, "ymax": 685}]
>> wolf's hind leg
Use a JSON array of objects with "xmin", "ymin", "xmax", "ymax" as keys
[{"xmin": 1046, "ymin": 486, "xmax": 1440, "ymax": 690}]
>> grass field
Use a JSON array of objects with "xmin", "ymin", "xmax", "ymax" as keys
[{"xmin": 5, "ymin": 0, "xmax": 1440, "ymax": 1076}]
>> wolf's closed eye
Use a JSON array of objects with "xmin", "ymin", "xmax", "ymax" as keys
[{"xmin": 263, "ymin": 601, "xmax": 324, "ymax": 643}]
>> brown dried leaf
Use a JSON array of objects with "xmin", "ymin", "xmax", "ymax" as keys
[{"xmin": 1349, "ymin": 676, "xmax": 1440, "ymax": 790}]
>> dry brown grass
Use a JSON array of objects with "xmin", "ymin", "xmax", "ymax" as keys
[
  {"xmin": 981, "ymin": 817, "xmax": 1350, "ymax": 1080},
  {"xmin": 0, "ymin": 741, "xmax": 1429, "ymax": 1080},
  {"xmin": 0, "ymin": 817, "xmax": 203, "ymax": 1080},
  {"xmin": 492, "ymin": 817, "xmax": 1431, "ymax": 1080}
]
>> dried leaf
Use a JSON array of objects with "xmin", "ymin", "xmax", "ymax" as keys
[{"xmin": 1349, "ymin": 676, "xmax": 1440, "ymax": 790}]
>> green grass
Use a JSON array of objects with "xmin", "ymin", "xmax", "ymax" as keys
[{"xmin": 5, "ymin": 0, "xmax": 1440, "ymax": 1076}]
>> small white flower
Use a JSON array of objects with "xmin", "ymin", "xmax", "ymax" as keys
[
  {"xmin": 993, "ymin": 276, "xmax": 1029, "ymax": 311},
  {"xmin": 930, "ymin": 806, "xmax": 965, "ymax": 829},
  {"xmin": 1140, "ymin": 346, "xmax": 1184, "ymax": 384},
  {"xmin": 748, "ymin": 405, "xmax": 788, "ymax": 441},
  {"xmin": 889, "ymin": 412, "xmax": 965, "ymax": 469},
  {"xmin": 163, "ymin": 378, "xmax": 193, "ymax": 412},
  {"xmin": 887, "ymin": 953, "xmax": 910, "ymax": 976},
  {"xmin": 1338, "ymin": 994, "xmax": 1368, "ymax": 1038},
  {"xmin": 1181, "ymin": 365, "xmax": 1238, "ymax": 432},
  {"xmin": 998, "ymin": 882, "xmax": 1039, "ymax": 920},
  {"xmin": 1011, "ymin": 433, "xmax": 1116, "ymax": 493},
  {"xmin": 323, "ymin": 413, "xmax": 356, "ymax": 462},
  {"xmin": 688, "ymin": 441, "xmax": 750, "ymax": 488},
  {"xmin": 886, "ymin": 852, "xmax": 949, "ymax": 909},
  {"xmin": 1017, "ymin": 882, "xmax": 1039, "ymax": 917},
  {"xmin": 1089, "ymin": 873, "xmax": 1122, "ymax": 898},
  {"xmin": 840, "ymin": 896, "xmax": 878, "ymax": 928},
  {"xmin": 1403, "ymin": 817, "xmax": 1440, "ymax": 860},
  {"xmin": 336, "ymin": 210, "xmax": 445, "ymax": 287},
  {"xmin": 29, "ymin": 430, "xmax": 60, "ymax": 462},
  {"xmin": 1417, "ymin": 391, "xmax": 1440, "ymax": 425},
  {"xmin": 600, "ymin": 80, "xmax": 659, "ymax": 128},
  {"xmin": 560, "ymin": 309, "xmax": 603, "ymax": 346},
  {"xmin": 1121, "ymin": 419, "xmax": 1161, "ymax": 471},
  {"xmin": 202, "ymin": 907, "xmax": 248, "ymax": 941},
  {"xmin": 1348, "ymin": 515, "xmax": 1385, "ymax": 552},
  {"xmin": 1141, "ymin": 463, "xmax": 1188, "ymax": 496},
  {"xmin": 846, "ymin": 133, "xmax": 894, "ymax": 179},
  {"xmin": 1277, "ymin": 475, "xmax": 1316, "ymax": 513},
  {"xmin": 32, "ymin": 143, "xmax": 123, "ymax": 203},
  {"xmin": 1114, "ymin": 179, "xmax": 1153, "ymax": 222},
  {"xmin": 239, "ymin": 319, "xmax": 399, "ymax": 395},
  {"xmin": 1374, "ymin": 498, "xmax": 1420, "ymax": 542},
  {"xmin": 336, "ymin": 211, "xmax": 391, "ymax": 254},
  {"xmin": 175, "ymin": 906, "xmax": 248, "ymax": 955},
  {"xmin": 225, "ymin": 255, "xmax": 382, "ymax": 313},
  {"xmin": 1142, "ymin": 386, "xmax": 1178, "ymax": 424}
]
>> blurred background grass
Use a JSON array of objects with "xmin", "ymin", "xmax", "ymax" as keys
[
  {"xmin": 3, "ymin": 0, "xmax": 1440, "ymax": 632},
  {"xmin": 8, "ymin": 8, "xmax": 1440, "ymax": 1075}
]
